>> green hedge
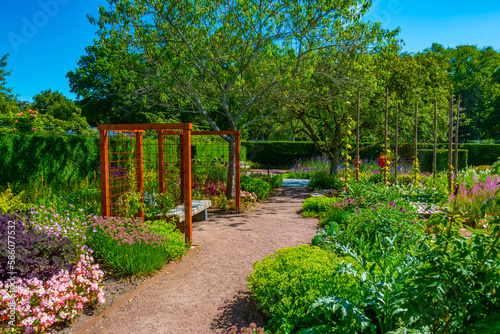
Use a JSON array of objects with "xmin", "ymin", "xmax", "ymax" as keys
[
  {"xmin": 418, "ymin": 149, "xmax": 468, "ymax": 172},
  {"xmin": 242, "ymin": 141, "xmax": 320, "ymax": 167},
  {"xmin": 0, "ymin": 134, "xmax": 247, "ymax": 186},
  {"xmin": 0, "ymin": 134, "xmax": 100, "ymax": 186},
  {"xmin": 191, "ymin": 143, "xmax": 246, "ymax": 163},
  {"xmin": 242, "ymin": 141, "xmax": 499, "ymax": 168},
  {"xmin": 462, "ymin": 144, "xmax": 500, "ymax": 166}
]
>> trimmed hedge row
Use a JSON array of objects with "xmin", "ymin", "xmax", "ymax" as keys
[
  {"xmin": 0, "ymin": 134, "xmax": 246, "ymax": 186},
  {"xmin": 242, "ymin": 141, "xmax": 499, "ymax": 167},
  {"xmin": 418, "ymin": 149, "xmax": 468, "ymax": 172},
  {"xmin": 0, "ymin": 134, "xmax": 100, "ymax": 186}
]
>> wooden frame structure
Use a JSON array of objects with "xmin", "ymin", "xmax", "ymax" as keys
[{"xmin": 98, "ymin": 123, "xmax": 241, "ymax": 243}]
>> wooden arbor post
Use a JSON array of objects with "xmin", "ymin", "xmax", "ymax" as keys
[
  {"xmin": 136, "ymin": 131, "xmax": 145, "ymax": 221},
  {"xmin": 454, "ymin": 96, "xmax": 461, "ymax": 179},
  {"xmin": 235, "ymin": 132, "xmax": 241, "ymax": 213},
  {"xmin": 394, "ymin": 102, "xmax": 399, "ymax": 183},
  {"xmin": 433, "ymin": 100, "xmax": 438, "ymax": 184},
  {"xmin": 100, "ymin": 129, "xmax": 110, "ymax": 217},
  {"xmin": 448, "ymin": 93, "xmax": 454, "ymax": 193},
  {"xmin": 384, "ymin": 87, "xmax": 388, "ymax": 185},
  {"xmin": 356, "ymin": 92, "xmax": 360, "ymax": 183},
  {"xmin": 181, "ymin": 126, "xmax": 193, "ymax": 244}
]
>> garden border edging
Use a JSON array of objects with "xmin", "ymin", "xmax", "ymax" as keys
[{"xmin": 73, "ymin": 245, "xmax": 199, "ymax": 334}]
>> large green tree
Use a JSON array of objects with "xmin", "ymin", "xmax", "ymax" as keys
[
  {"xmin": 287, "ymin": 44, "xmax": 453, "ymax": 175},
  {"xmin": 422, "ymin": 44, "xmax": 500, "ymax": 141},
  {"xmin": 0, "ymin": 54, "xmax": 23, "ymax": 115},
  {"xmin": 73, "ymin": 0, "xmax": 388, "ymax": 198}
]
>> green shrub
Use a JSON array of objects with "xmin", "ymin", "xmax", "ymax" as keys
[
  {"xmin": 248, "ymin": 173, "xmax": 283, "ymax": 190},
  {"xmin": 338, "ymin": 201, "xmax": 423, "ymax": 248},
  {"xmin": 418, "ymin": 149, "xmax": 468, "ymax": 172},
  {"xmin": 301, "ymin": 196, "xmax": 340, "ymax": 217},
  {"xmin": 86, "ymin": 217, "xmax": 186, "ymax": 276},
  {"xmin": 309, "ymin": 171, "xmax": 344, "ymax": 191},
  {"xmin": 240, "ymin": 176, "xmax": 271, "ymax": 200},
  {"xmin": 247, "ymin": 245, "xmax": 363, "ymax": 333},
  {"xmin": 464, "ymin": 143, "xmax": 500, "ymax": 166},
  {"xmin": 319, "ymin": 202, "xmax": 356, "ymax": 227}
]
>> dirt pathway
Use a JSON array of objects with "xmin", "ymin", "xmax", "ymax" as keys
[{"xmin": 80, "ymin": 187, "xmax": 318, "ymax": 334}]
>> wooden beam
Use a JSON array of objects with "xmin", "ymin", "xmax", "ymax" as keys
[
  {"xmin": 356, "ymin": 92, "xmax": 360, "ymax": 183},
  {"xmin": 235, "ymin": 133, "xmax": 241, "ymax": 213},
  {"xmin": 433, "ymin": 100, "xmax": 437, "ymax": 183},
  {"xmin": 448, "ymin": 93, "xmax": 454, "ymax": 193},
  {"xmin": 100, "ymin": 130, "xmax": 110, "ymax": 217},
  {"xmin": 454, "ymin": 96, "xmax": 461, "ymax": 179},
  {"xmin": 182, "ymin": 128, "xmax": 193, "ymax": 244},
  {"xmin": 395, "ymin": 102, "xmax": 399, "ymax": 183},
  {"xmin": 97, "ymin": 123, "xmax": 193, "ymax": 131},
  {"xmin": 136, "ymin": 131, "xmax": 144, "ymax": 221}
]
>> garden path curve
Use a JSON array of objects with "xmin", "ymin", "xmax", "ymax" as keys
[{"xmin": 79, "ymin": 186, "xmax": 318, "ymax": 334}]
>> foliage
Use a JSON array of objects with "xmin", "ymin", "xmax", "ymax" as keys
[
  {"xmin": 417, "ymin": 149, "xmax": 468, "ymax": 173},
  {"xmin": 86, "ymin": 216, "xmax": 186, "ymax": 276},
  {"xmin": 240, "ymin": 176, "xmax": 272, "ymax": 200},
  {"xmin": 247, "ymin": 173, "xmax": 283, "ymax": 190},
  {"xmin": 0, "ymin": 184, "xmax": 27, "ymax": 213},
  {"xmin": 422, "ymin": 44, "xmax": 500, "ymax": 140},
  {"xmin": 315, "ymin": 200, "xmax": 424, "ymax": 254},
  {"xmin": 247, "ymin": 245, "xmax": 363, "ymax": 333},
  {"xmin": 466, "ymin": 144, "xmax": 500, "ymax": 166},
  {"xmin": 0, "ymin": 54, "xmax": 23, "ymax": 115},
  {"xmin": 0, "ymin": 134, "xmax": 100, "ymax": 187},
  {"xmin": 309, "ymin": 171, "xmax": 345, "ymax": 191},
  {"xmin": 405, "ymin": 227, "xmax": 500, "ymax": 333},
  {"xmin": 0, "ymin": 213, "xmax": 80, "ymax": 281},
  {"xmin": 24, "ymin": 204, "xmax": 90, "ymax": 250},
  {"xmin": 319, "ymin": 198, "xmax": 358, "ymax": 227},
  {"xmin": 347, "ymin": 182, "xmax": 406, "ymax": 207},
  {"xmin": 0, "ymin": 254, "xmax": 104, "ymax": 333},
  {"xmin": 451, "ymin": 176, "xmax": 500, "ymax": 227},
  {"xmin": 301, "ymin": 197, "xmax": 341, "ymax": 217}
]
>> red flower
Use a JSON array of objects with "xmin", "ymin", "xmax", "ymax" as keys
[{"xmin": 378, "ymin": 154, "xmax": 390, "ymax": 168}]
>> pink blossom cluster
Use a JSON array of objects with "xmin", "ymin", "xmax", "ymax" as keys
[
  {"xmin": 451, "ymin": 175, "xmax": 500, "ymax": 225},
  {"xmin": 0, "ymin": 254, "xmax": 104, "ymax": 333},
  {"xmin": 241, "ymin": 190, "xmax": 258, "ymax": 203},
  {"xmin": 88, "ymin": 216, "xmax": 169, "ymax": 247},
  {"xmin": 26, "ymin": 205, "xmax": 90, "ymax": 250}
]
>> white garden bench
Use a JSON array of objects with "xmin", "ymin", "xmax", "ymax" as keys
[
  {"xmin": 168, "ymin": 200, "xmax": 212, "ymax": 222},
  {"xmin": 144, "ymin": 191, "xmax": 212, "ymax": 222}
]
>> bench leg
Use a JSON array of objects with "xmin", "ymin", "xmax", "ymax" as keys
[{"xmin": 192, "ymin": 209, "xmax": 208, "ymax": 222}]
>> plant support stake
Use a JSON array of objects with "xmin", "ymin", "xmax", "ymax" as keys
[
  {"xmin": 448, "ymin": 93, "xmax": 454, "ymax": 193},
  {"xmin": 454, "ymin": 95, "xmax": 460, "ymax": 179}
]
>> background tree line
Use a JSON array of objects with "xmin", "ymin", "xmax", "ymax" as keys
[{"xmin": 1, "ymin": 0, "xmax": 499, "ymax": 173}]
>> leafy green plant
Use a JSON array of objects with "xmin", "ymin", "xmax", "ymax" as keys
[
  {"xmin": 301, "ymin": 197, "xmax": 341, "ymax": 217},
  {"xmin": 247, "ymin": 245, "xmax": 363, "ymax": 333},
  {"xmin": 404, "ymin": 184, "xmax": 500, "ymax": 334},
  {"xmin": 86, "ymin": 216, "xmax": 186, "ymax": 276},
  {"xmin": 309, "ymin": 171, "xmax": 345, "ymax": 191},
  {"xmin": 0, "ymin": 184, "xmax": 27, "ymax": 213},
  {"xmin": 241, "ymin": 176, "xmax": 271, "ymax": 200}
]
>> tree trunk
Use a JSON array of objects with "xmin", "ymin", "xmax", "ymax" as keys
[
  {"xmin": 226, "ymin": 137, "xmax": 236, "ymax": 200},
  {"xmin": 328, "ymin": 148, "xmax": 342, "ymax": 176}
]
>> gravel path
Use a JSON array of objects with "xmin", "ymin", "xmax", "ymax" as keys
[{"xmin": 80, "ymin": 187, "xmax": 318, "ymax": 334}]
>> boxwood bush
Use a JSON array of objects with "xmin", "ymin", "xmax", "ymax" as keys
[
  {"xmin": 301, "ymin": 196, "xmax": 341, "ymax": 217},
  {"xmin": 240, "ymin": 176, "xmax": 272, "ymax": 200},
  {"xmin": 247, "ymin": 245, "xmax": 363, "ymax": 333}
]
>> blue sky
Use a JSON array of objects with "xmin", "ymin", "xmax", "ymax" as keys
[{"xmin": 1, "ymin": 0, "xmax": 499, "ymax": 103}]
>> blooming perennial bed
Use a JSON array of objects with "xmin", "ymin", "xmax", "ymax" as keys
[{"xmin": 0, "ymin": 254, "xmax": 104, "ymax": 333}]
